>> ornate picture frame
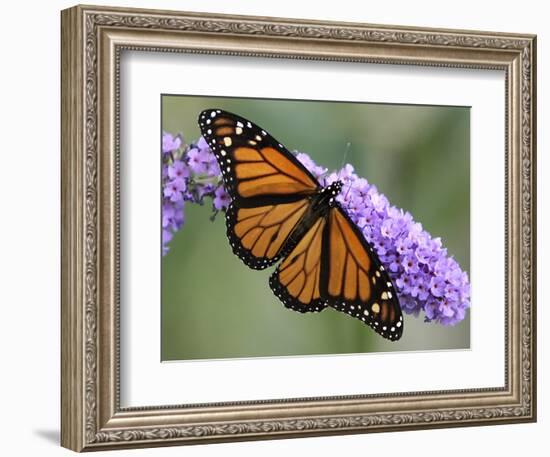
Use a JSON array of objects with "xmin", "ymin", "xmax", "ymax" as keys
[{"xmin": 61, "ymin": 4, "xmax": 536, "ymax": 452}]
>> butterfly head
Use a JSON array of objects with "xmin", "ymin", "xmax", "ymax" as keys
[{"xmin": 324, "ymin": 180, "xmax": 344, "ymax": 207}]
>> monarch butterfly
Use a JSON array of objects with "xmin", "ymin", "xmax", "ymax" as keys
[{"xmin": 198, "ymin": 109, "xmax": 403, "ymax": 341}]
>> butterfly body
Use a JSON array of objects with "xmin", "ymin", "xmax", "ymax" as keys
[
  {"xmin": 199, "ymin": 109, "xmax": 403, "ymax": 341},
  {"xmin": 282, "ymin": 180, "xmax": 343, "ymax": 249}
]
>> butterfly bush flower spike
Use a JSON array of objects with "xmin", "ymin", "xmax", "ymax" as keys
[
  {"xmin": 162, "ymin": 133, "xmax": 186, "ymax": 255},
  {"xmin": 162, "ymin": 130, "xmax": 470, "ymax": 327},
  {"xmin": 162, "ymin": 132, "xmax": 225, "ymax": 254}
]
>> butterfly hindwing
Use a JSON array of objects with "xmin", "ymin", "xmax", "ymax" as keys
[
  {"xmin": 198, "ymin": 109, "xmax": 320, "ymax": 203},
  {"xmin": 269, "ymin": 216, "xmax": 328, "ymax": 313},
  {"xmin": 268, "ymin": 203, "xmax": 403, "ymax": 339},
  {"xmin": 322, "ymin": 205, "xmax": 403, "ymax": 340},
  {"xmin": 225, "ymin": 199, "xmax": 311, "ymax": 270}
]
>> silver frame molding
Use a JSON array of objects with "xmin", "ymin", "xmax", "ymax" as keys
[{"xmin": 61, "ymin": 4, "xmax": 537, "ymax": 452}]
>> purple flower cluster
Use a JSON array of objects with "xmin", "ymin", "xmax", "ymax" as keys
[
  {"xmin": 162, "ymin": 131, "xmax": 470, "ymax": 326},
  {"xmin": 309, "ymin": 160, "xmax": 470, "ymax": 326},
  {"xmin": 162, "ymin": 132, "xmax": 229, "ymax": 255}
]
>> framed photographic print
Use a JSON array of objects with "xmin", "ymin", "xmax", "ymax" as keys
[{"xmin": 61, "ymin": 4, "xmax": 537, "ymax": 452}]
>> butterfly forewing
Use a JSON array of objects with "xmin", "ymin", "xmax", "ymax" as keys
[
  {"xmin": 322, "ymin": 206, "xmax": 403, "ymax": 340},
  {"xmin": 198, "ymin": 109, "xmax": 320, "ymax": 203}
]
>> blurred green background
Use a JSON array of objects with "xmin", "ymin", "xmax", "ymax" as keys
[{"xmin": 161, "ymin": 95, "xmax": 470, "ymax": 361}]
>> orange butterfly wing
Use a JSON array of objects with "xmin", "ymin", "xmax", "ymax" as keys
[
  {"xmin": 199, "ymin": 109, "xmax": 320, "ymax": 269},
  {"xmin": 323, "ymin": 206, "xmax": 403, "ymax": 340},
  {"xmin": 269, "ymin": 216, "xmax": 328, "ymax": 313},
  {"xmin": 270, "ymin": 205, "xmax": 403, "ymax": 340},
  {"xmin": 199, "ymin": 109, "xmax": 319, "ymax": 202},
  {"xmin": 224, "ymin": 199, "xmax": 311, "ymax": 269}
]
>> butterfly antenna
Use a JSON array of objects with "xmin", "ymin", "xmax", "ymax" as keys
[
  {"xmin": 336, "ymin": 142, "xmax": 353, "ymax": 209},
  {"xmin": 339, "ymin": 142, "xmax": 351, "ymax": 170}
]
